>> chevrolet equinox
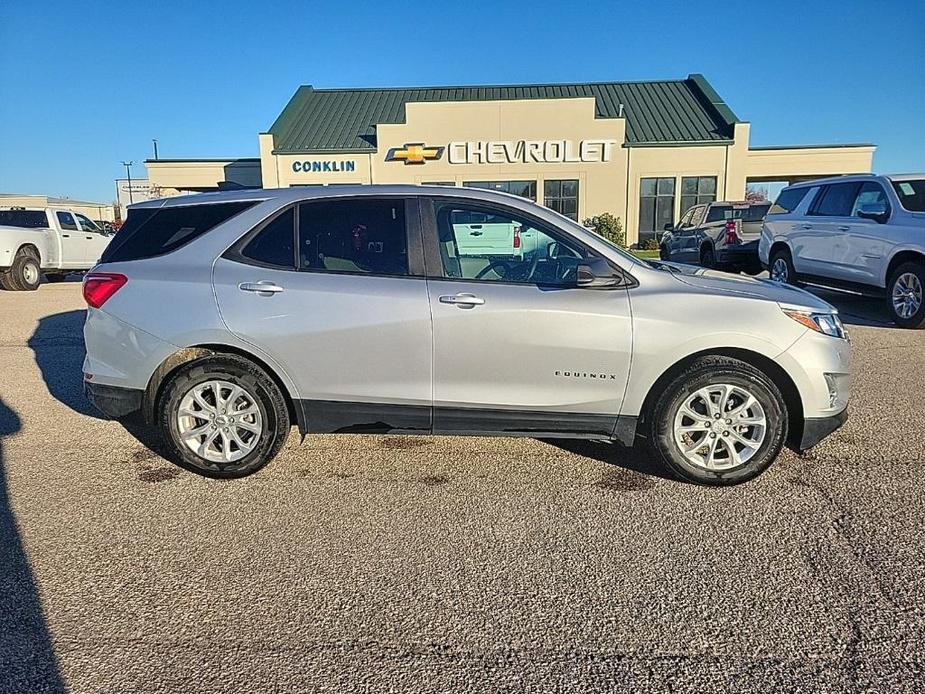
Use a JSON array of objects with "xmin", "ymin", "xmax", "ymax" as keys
[{"xmin": 83, "ymin": 185, "xmax": 851, "ymax": 485}]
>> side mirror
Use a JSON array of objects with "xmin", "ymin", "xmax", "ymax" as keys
[
  {"xmin": 857, "ymin": 202, "xmax": 889, "ymax": 223},
  {"xmin": 663, "ymin": 222, "xmax": 674, "ymax": 232},
  {"xmin": 576, "ymin": 257, "xmax": 620, "ymax": 289}
]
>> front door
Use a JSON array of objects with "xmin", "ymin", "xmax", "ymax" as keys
[
  {"xmin": 213, "ymin": 197, "xmax": 433, "ymax": 433},
  {"xmin": 422, "ymin": 199, "xmax": 633, "ymax": 437}
]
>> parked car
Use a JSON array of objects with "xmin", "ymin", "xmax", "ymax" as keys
[
  {"xmin": 0, "ymin": 206, "xmax": 114, "ymax": 290},
  {"xmin": 660, "ymin": 201, "xmax": 770, "ymax": 273},
  {"xmin": 760, "ymin": 174, "xmax": 925, "ymax": 328},
  {"xmin": 82, "ymin": 185, "xmax": 850, "ymax": 485}
]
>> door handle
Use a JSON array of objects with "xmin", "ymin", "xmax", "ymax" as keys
[
  {"xmin": 439, "ymin": 293, "xmax": 485, "ymax": 307},
  {"xmin": 837, "ymin": 225, "xmax": 850, "ymax": 232},
  {"xmin": 85, "ymin": 235, "xmax": 93, "ymax": 239},
  {"xmin": 470, "ymin": 224, "xmax": 483, "ymax": 229},
  {"xmin": 239, "ymin": 281, "xmax": 284, "ymax": 294},
  {"xmin": 62, "ymin": 234, "xmax": 70, "ymax": 238},
  {"xmin": 800, "ymin": 224, "xmax": 813, "ymax": 229}
]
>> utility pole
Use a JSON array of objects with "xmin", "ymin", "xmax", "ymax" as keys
[
  {"xmin": 152, "ymin": 139, "xmax": 159, "ymax": 160},
  {"xmin": 121, "ymin": 161, "xmax": 135, "ymax": 204}
]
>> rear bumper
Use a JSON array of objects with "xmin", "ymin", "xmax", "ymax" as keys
[
  {"xmin": 799, "ymin": 408, "xmax": 848, "ymax": 450},
  {"xmin": 84, "ymin": 380, "xmax": 143, "ymax": 419},
  {"xmin": 717, "ymin": 241, "xmax": 760, "ymax": 265}
]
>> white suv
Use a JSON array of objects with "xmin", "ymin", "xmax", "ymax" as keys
[{"xmin": 759, "ymin": 174, "xmax": 925, "ymax": 328}]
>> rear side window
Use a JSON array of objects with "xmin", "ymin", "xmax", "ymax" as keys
[
  {"xmin": 768, "ymin": 188, "xmax": 810, "ymax": 215},
  {"xmin": 101, "ymin": 201, "xmax": 257, "ymax": 263},
  {"xmin": 809, "ymin": 182, "xmax": 861, "ymax": 217},
  {"xmin": 892, "ymin": 179, "xmax": 925, "ymax": 212},
  {"xmin": 298, "ymin": 199, "xmax": 408, "ymax": 276},
  {"xmin": 240, "ymin": 208, "xmax": 295, "ymax": 268},
  {"xmin": 0, "ymin": 210, "xmax": 48, "ymax": 228}
]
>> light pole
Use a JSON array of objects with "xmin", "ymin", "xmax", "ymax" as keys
[
  {"xmin": 121, "ymin": 161, "xmax": 135, "ymax": 204},
  {"xmin": 152, "ymin": 139, "xmax": 159, "ymax": 160}
]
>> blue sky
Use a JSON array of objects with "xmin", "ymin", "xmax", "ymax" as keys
[{"xmin": 1, "ymin": 0, "xmax": 923, "ymax": 203}]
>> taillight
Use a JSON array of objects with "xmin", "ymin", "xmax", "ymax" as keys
[
  {"xmin": 513, "ymin": 226, "xmax": 522, "ymax": 249},
  {"xmin": 83, "ymin": 273, "xmax": 127, "ymax": 308},
  {"xmin": 724, "ymin": 220, "xmax": 740, "ymax": 245}
]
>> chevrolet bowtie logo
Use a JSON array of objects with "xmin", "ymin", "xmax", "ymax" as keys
[{"xmin": 386, "ymin": 143, "xmax": 444, "ymax": 165}]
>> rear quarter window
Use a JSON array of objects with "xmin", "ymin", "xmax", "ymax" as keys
[
  {"xmin": 892, "ymin": 179, "xmax": 925, "ymax": 212},
  {"xmin": 101, "ymin": 201, "xmax": 258, "ymax": 263},
  {"xmin": 768, "ymin": 188, "xmax": 811, "ymax": 215}
]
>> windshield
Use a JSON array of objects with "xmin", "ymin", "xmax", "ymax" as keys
[
  {"xmin": 705, "ymin": 204, "xmax": 771, "ymax": 223},
  {"xmin": 891, "ymin": 179, "xmax": 925, "ymax": 212},
  {"xmin": 548, "ymin": 207, "xmax": 644, "ymax": 266}
]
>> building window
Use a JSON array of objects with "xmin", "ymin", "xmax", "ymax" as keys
[
  {"xmin": 543, "ymin": 180, "xmax": 579, "ymax": 221},
  {"xmin": 638, "ymin": 177, "xmax": 675, "ymax": 240},
  {"xmin": 463, "ymin": 180, "xmax": 536, "ymax": 201},
  {"xmin": 680, "ymin": 176, "xmax": 717, "ymax": 215},
  {"xmin": 422, "ymin": 181, "xmax": 455, "ymax": 187}
]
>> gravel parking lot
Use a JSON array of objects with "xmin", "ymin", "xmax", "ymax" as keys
[{"xmin": 1, "ymin": 283, "xmax": 924, "ymax": 692}]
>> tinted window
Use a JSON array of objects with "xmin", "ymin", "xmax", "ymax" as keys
[
  {"xmin": 680, "ymin": 176, "xmax": 717, "ymax": 216},
  {"xmin": 810, "ymin": 183, "xmax": 861, "ymax": 217},
  {"xmin": 298, "ymin": 199, "xmax": 408, "ymax": 276},
  {"xmin": 892, "ymin": 179, "xmax": 925, "ymax": 212},
  {"xmin": 0, "ymin": 210, "xmax": 48, "ymax": 228},
  {"xmin": 705, "ymin": 204, "xmax": 771, "ymax": 223},
  {"xmin": 101, "ymin": 201, "xmax": 257, "ymax": 263},
  {"xmin": 75, "ymin": 213, "xmax": 102, "ymax": 232},
  {"xmin": 435, "ymin": 202, "xmax": 596, "ymax": 287},
  {"xmin": 463, "ymin": 180, "xmax": 537, "ymax": 201},
  {"xmin": 241, "ymin": 208, "xmax": 295, "ymax": 268},
  {"xmin": 544, "ymin": 179, "xmax": 579, "ymax": 221},
  {"xmin": 56, "ymin": 211, "xmax": 78, "ymax": 230},
  {"xmin": 639, "ymin": 177, "xmax": 675, "ymax": 240},
  {"xmin": 768, "ymin": 187, "xmax": 810, "ymax": 215},
  {"xmin": 851, "ymin": 182, "xmax": 890, "ymax": 216}
]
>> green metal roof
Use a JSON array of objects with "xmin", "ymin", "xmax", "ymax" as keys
[{"xmin": 267, "ymin": 74, "xmax": 740, "ymax": 153}]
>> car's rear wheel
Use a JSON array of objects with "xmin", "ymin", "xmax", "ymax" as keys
[
  {"xmin": 699, "ymin": 244, "xmax": 716, "ymax": 269},
  {"xmin": 648, "ymin": 356, "xmax": 788, "ymax": 485},
  {"xmin": 659, "ymin": 244, "xmax": 670, "ymax": 261},
  {"xmin": 1, "ymin": 249, "xmax": 41, "ymax": 291},
  {"xmin": 158, "ymin": 355, "xmax": 291, "ymax": 478},
  {"xmin": 887, "ymin": 261, "xmax": 925, "ymax": 329},
  {"xmin": 769, "ymin": 248, "xmax": 799, "ymax": 286}
]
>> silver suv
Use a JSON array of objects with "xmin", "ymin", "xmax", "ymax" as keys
[
  {"xmin": 83, "ymin": 185, "xmax": 851, "ymax": 485},
  {"xmin": 759, "ymin": 174, "xmax": 925, "ymax": 328}
]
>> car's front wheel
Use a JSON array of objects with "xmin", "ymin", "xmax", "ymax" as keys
[
  {"xmin": 648, "ymin": 356, "xmax": 788, "ymax": 485},
  {"xmin": 158, "ymin": 354, "xmax": 291, "ymax": 478},
  {"xmin": 887, "ymin": 261, "xmax": 925, "ymax": 329}
]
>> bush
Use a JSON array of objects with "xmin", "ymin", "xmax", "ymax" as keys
[
  {"xmin": 582, "ymin": 212, "xmax": 625, "ymax": 248},
  {"xmin": 637, "ymin": 238, "xmax": 660, "ymax": 251}
]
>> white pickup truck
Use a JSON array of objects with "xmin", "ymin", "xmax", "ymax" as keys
[{"xmin": 0, "ymin": 206, "xmax": 114, "ymax": 291}]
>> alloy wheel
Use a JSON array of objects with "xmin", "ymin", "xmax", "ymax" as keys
[
  {"xmin": 892, "ymin": 272, "xmax": 922, "ymax": 319},
  {"xmin": 176, "ymin": 380, "xmax": 263, "ymax": 463},
  {"xmin": 673, "ymin": 384, "xmax": 767, "ymax": 470},
  {"xmin": 770, "ymin": 257, "xmax": 789, "ymax": 283}
]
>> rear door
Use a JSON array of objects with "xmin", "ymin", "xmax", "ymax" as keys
[
  {"xmin": 74, "ymin": 213, "xmax": 112, "ymax": 266},
  {"xmin": 422, "ymin": 198, "xmax": 632, "ymax": 437},
  {"xmin": 213, "ymin": 196, "xmax": 434, "ymax": 433},
  {"xmin": 793, "ymin": 183, "xmax": 859, "ymax": 276}
]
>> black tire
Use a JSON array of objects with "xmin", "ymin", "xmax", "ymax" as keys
[
  {"xmin": 659, "ymin": 244, "xmax": 670, "ymax": 261},
  {"xmin": 768, "ymin": 247, "xmax": 799, "ymax": 286},
  {"xmin": 647, "ymin": 356, "xmax": 788, "ymax": 486},
  {"xmin": 0, "ymin": 271, "xmax": 17, "ymax": 291},
  {"xmin": 699, "ymin": 244, "xmax": 716, "ymax": 269},
  {"xmin": 157, "ymin": 354, "xmax": 291, "ymax": 478},
  {"xmin": 5, "ymin": 249, "xmax": 41, "ymax": 291},
  {"xmin": 887, "ymin": 261, "xmax": 925, "ymax": 329}
]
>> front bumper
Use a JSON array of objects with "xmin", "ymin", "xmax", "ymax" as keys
[
  {"xmin": 85, "ymin": 380, "xmax": 143, "ymax": 419},
  {"xmin": 799, "ymin": 408, "xmax": 848, "ymax": 450}
]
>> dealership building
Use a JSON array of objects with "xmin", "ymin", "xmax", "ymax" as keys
[{"xmin": 146, "ymin": 74, "xmax": 874, "ymax": 244}]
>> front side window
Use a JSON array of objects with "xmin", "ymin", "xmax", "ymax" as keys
[
  {"xmin": 75, "ymin": 213, "xmax": 102, "ymax": 233},
  {"xmin": 56, "ymin": 211, "xmax": 78, "ymax": 230},
  {"xmin": 851, "ymin": 182, "xmax": 890, "ymax": 217},
  {"xmin": 463, "ymin": 180, "xmax": 537, "ymax": 201},
  {"xmin": 639, "ymin": 177, "xmax": 675, "ymax": 240},
  {"xmin": 543, "ymin": 179, "xmax": 579, "ymax": 221},
  {"xmin": 680, "ymin": 176, "xmax": 717, "ymax": 215},
  {"xmin": 298, "ymin": 198, "xmax": 408, "ymax": 276},
  {"xmin": 435, "ymin": 202, "xmax": 595, "ymax": 287},
  {"xmin": 241, "ymin": 208, "xmax": 295, "ymax": 268},
  {"xmin": 892, "ymin": 179, "xmax": 925, "ymax": 212},
  {"xmin": 810, "ymin": 182, "xmax": 861, "ymax": 217}
]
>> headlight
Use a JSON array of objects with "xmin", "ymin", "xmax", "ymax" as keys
[{"xmin": 782, "ymin": 309, "xmax": 847, "ymax": 339}]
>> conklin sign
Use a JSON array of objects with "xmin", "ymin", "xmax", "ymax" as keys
[{"xmin": 386, "ymin": 139, "xmax": 618, "ymax": 165}]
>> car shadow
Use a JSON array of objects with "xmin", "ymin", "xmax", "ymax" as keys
[
  {"xmin": 542, "ymin": 437, "xmax": 679, "ymax": 483},
  {"xmin": 0, "ymin": 397, "xmax": 66, "ymax": 692},
  {"xmin": 27, "ymin": 309, "xmax": 105, "ymax": 419},
  {"xmin": 804, "ymin": 287, "xmax": 895, "ymax": 328}
]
